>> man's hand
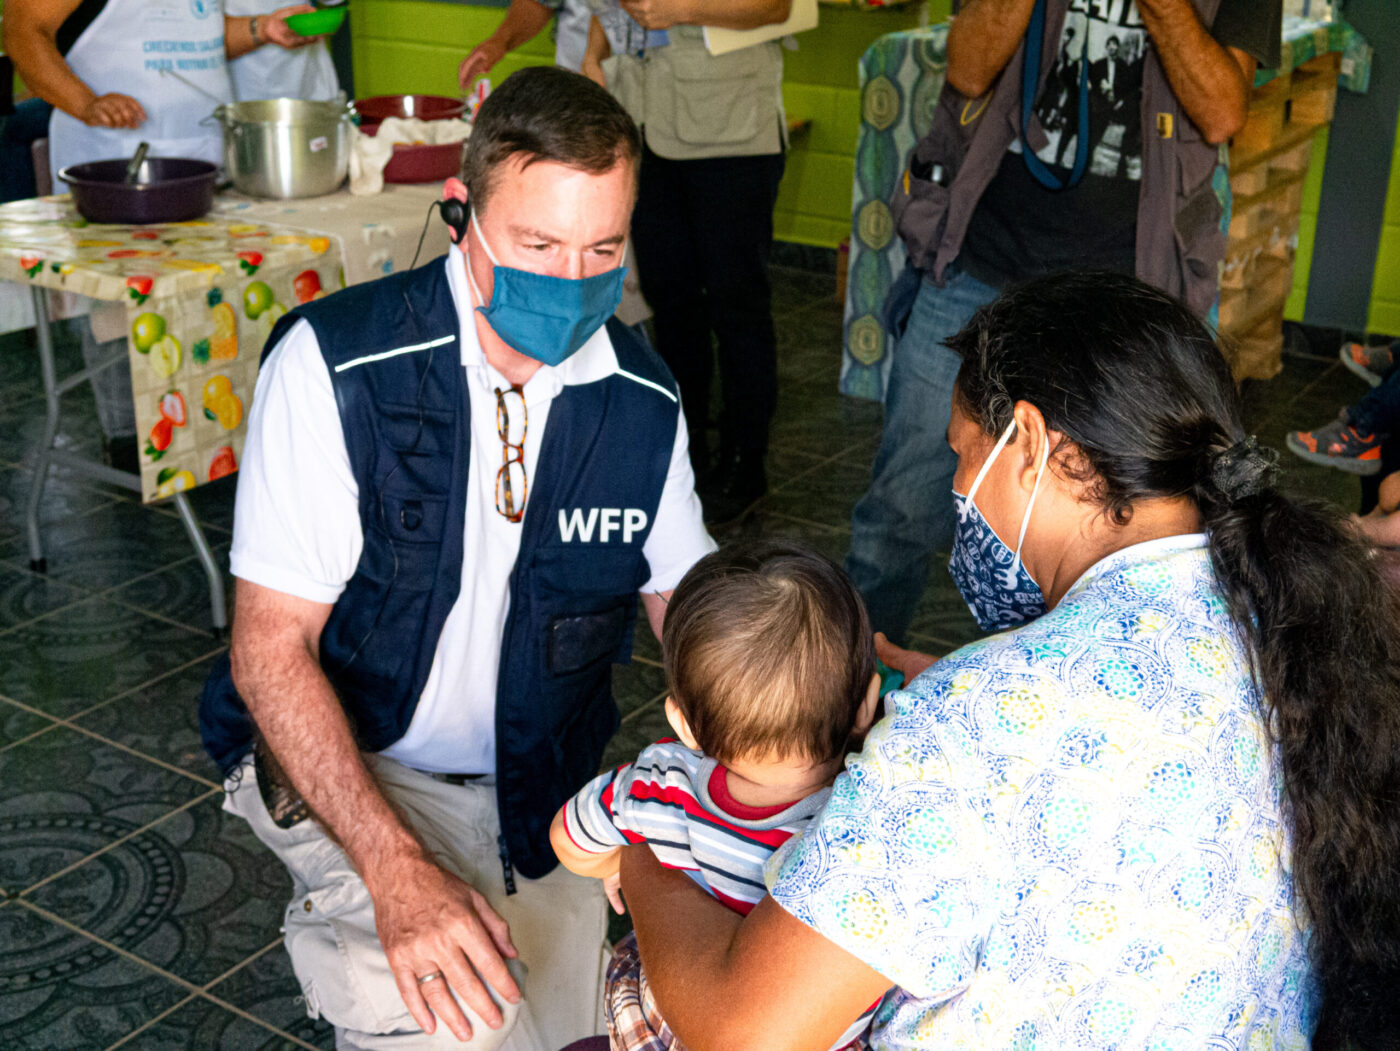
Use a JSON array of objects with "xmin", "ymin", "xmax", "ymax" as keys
[
  {"xmin": 459, "ymin": 38, "xmax": 505, "ymax": 89},
  {"xmin": 262, "ymin": 5, "xmax": 321, "ymax": 49},
  {"xmin": 81, "ymin": 92, "xmax": 145, "ymax": 128},
  {"xmin": 875, "ymin": 631, "xmax": 937, "ymax": 685},
  {"xmin": 372, "ymin": 852, "xmax": 521, "ymax": 1041},
  {"xmin": 619, "ymin": 0, "xmax": 693, "ymax": 31}
]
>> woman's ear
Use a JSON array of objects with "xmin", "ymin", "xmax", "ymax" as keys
[
  {"xmin": 1011, "ymin": 400, "xmax": 1052, "ymax": 492},
  {"xmin": 664, "ymin": 697, "xmax": 701, "ymax": 751},
  {"xmin": 854, "ymin": 673, "xmax": 881, "ymax": 735}
]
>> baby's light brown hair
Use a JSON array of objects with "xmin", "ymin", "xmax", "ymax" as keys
[{"xmin": 662, "ymin": 540, "xmax": 877, "ymax": 765}]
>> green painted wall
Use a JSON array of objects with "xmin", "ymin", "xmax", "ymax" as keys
[
  {"xmin": 1367, "ymin": 105, "xmax": 1400, "ymax": 336},
  {"xmin": 348, "ymin": 0, "xmax": 936, "ymax": 247}
]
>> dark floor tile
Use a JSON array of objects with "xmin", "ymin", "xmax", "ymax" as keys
[
  {"xmin": 761, "ymin": 453, "xmax": 873, "ymax": 531},
  {"xmin": 0, "ymin": 597, "xmax": 222, "ymax": 719},
  {"xmin": 601, "ymin": 696, "xmax": 672, "ymax": 771},
  {"xmin": 25, "ymin": 796, "xmax": 289, "ymax": 989},
  {"xmin": 0, "ymin": 499, "xmax": 208, "ymax": 595},
  {"xmin": 0, "ymin": 399, "xmax": 108, "ymax": 470},
  {"xmin": 770, "ymin": 263, "xmax": 837, "ymax": 314},
  {"xmin": 0, "ymin": 325, "xmax": 86, "ymax": 411},
  {"xmin": 208, "ymin": 949, "xmax": 335, "ymax": 1050},
  {"xmin": 612, "ymin": 660, "xmax": 667, "ymax": 722},
  {"xmin": 115, "ymin": 992, "xmax": 308, "ymax": 1050},
  {"xmin": 148, "ymin": 475, "xmax": 238, "ymax": 536},
  {"xmin": 0, "ymin": 464, "xmax": 124, "ymax": 548},
  {"xmin": 74, "ymin": 655, "xmax": 225, "ymax": 785},
  {"xmin": 0, "ymin": 562, "xmax": 86, "ymax": 631},
  {"xmin": 0, "ymin": 698, "xmax": 57, "ymax": 754},
  {"xmin": 767, "ymin": 391, "xmax": 882, "ymax": 462},
  {"xmin": 0, "ymin": 728, "xmax": 213, "ymax": 894},
  {"xmin": 775, "ymin": 305, "xmax": 843, "ymax": 387},
  {"xmin": 770, "ymin": 242, "xmax": 840, "ymax": 279},
  {"xmin": 0, "ymin": 900, "xmax": 192, "ymax": 1051},
  {"xmin": 719, "ymin": 512, "xmax": 851, "ymax": 568},
  {"xmin": 111, "ymin": 546, "xmax": 232, "ymax": 638}
]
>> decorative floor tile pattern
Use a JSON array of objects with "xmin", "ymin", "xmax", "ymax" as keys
[{"xmin": 0, "ymin": 269, "xmax": 1377, "ymax": 1047}]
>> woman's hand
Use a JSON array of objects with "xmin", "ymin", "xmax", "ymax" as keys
[
  {"xmin": 81, "ymin": 93, "xmax": 145, "ymax": 128},
  {"xmin": 875, "ymin": 632, "xmax": 937, "ymax": 685},
  {"xmin": 262, "ymin": 5, "xmax": 321, "ymax": 49}
]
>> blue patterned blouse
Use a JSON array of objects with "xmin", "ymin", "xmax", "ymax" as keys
[{"xmin": 767, "ymin": 535, "xmax": 1317, "ymax": 1049}]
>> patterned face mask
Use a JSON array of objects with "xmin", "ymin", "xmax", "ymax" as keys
[{"xmin": 948, "ymin": 418, "xmax": 1049, "ymax": 631}]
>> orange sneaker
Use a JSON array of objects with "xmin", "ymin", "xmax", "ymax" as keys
[
  {"xmin": 1340, "ymin": 341, "xmax": 1397, "ymax": 387},
  {"xmin": 1286, "ymin": 414, "xmax": 1384, "ymax": 475}
]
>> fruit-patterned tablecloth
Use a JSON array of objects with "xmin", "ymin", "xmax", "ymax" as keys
[{"xmin": 0, "ymin": 195, "xmax": 341, "ymax": 502}]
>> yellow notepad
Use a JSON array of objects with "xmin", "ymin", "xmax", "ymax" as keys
[{"xmin": 702, "ymin": 0, "xmax": 819, "ymax": 56}]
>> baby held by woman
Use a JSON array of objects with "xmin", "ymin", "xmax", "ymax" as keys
[{"xmin": 550, "ymin": 541, "xmax": 888, "ymax": 1050}]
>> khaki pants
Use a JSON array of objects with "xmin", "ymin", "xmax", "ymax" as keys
[{"xmin": 224, "ymin": 754, "xmax": 609, "ymax": 1050}]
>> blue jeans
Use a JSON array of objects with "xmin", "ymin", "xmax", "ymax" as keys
[{"xmin": 845, "ymin": 266, "xmax": 1000, "ymax": 643}]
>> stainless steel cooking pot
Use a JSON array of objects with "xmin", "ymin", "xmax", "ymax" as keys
[{"xmin": 212, "ymin": 97, "xmax": 355, "ymax": 199}]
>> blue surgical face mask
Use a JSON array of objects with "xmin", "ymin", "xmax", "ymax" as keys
[
  {"xmin": 466, "ymin": 209, "xmax": 627, "ymax": 367},
  {"xmin": 947, "ymin": 419, "xmax": 1049, "ymax": 632}
]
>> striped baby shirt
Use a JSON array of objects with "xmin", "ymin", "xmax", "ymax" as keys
[{"xmin": 561, "ymin": 738, "xmax": 831, "ymax": 914}]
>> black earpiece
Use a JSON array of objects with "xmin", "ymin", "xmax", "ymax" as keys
[{"xmin": 439, "ymin": 198, "xmax": 468, "ymax": 244}]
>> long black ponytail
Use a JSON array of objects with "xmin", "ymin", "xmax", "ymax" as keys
[{"xmin": 948, "ymin": 270, "xmax": 1400, "ymax": 1047}]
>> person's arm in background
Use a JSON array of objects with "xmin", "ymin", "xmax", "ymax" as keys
[
  {"xmin": 619, "ymin": 846, "xmax": 890, "ymax": 1051},
  {"xmin": 3, "ymin": 0, "xmax": 145, "ymax": 127},
  {"xmin": 581, "ymin": 14, "xmax": 611, "ymax": 88},
  {"xmin": 224, "ymin": 6, "xmax": 323, "ymax": 60},
  {"xmin": 945, "ymin": 0, "xmax": 1036, "ymax": 99},
  {"xmin": 620, "ymin": 0, "xmax": 792, "ymax": 33},
  {"xmin": 458, "ymin": 0, "xmax": 554, "ymax": 89},
  {"xmin": 1135, "ymin": 0, "xmax": 1257, "ymax": 144}
]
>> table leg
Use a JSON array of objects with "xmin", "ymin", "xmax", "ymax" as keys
[
  {"xmin": 172, "ymin": 490, "xmax": 229, "ymax": 636},
  {"xmin": 24, "ymin": 286, "xmax": 60, "ymax": 573}
]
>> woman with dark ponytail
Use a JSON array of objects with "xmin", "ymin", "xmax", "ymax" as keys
[{"xmin": 611, "ymin": 270, "xmax": 1400, "ymax": 1050}]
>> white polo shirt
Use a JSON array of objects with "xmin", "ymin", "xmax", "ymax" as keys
[{"xmin": 230, "ymin": 250, "xmax": 714, "ymax": 774}]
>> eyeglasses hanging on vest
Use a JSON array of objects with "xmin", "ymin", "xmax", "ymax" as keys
[{"xmin": 495, "ymin": 385, "xmax": 527, "ymax": 522}]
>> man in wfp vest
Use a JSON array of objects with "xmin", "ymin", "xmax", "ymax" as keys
[{"xmin": 200, "ymin": 67, "xmax": 714, "ymax": 1050}]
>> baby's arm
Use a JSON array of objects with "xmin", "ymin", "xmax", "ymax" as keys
[
  {"xmin": 550, "ymin": 808, "xmax": 625, "ymax": 913},
  {"xmin": 582, "ymin": 15, "xmax": 612, "ymax": 87}
]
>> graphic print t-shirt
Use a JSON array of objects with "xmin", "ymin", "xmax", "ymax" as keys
[{"xmin": 959, "ymin": 0, "xmax": 1282, "ymax": 288}]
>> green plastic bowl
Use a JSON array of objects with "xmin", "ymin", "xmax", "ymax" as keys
[{"xmin": 285, "ymin": 8, "xmax": 346, "ymax": 36}]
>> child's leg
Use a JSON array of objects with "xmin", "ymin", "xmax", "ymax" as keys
[{"xmin": 604, "ymin": 933, "xmax": 680, "ymax": 1051}]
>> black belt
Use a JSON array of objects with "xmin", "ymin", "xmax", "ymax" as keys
[{"xmin": 427, "ymin": 771, "xmax": 488, "ymax": 785}]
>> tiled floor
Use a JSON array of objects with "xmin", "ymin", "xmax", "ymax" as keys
[{"xmin": 0, "ymin": 257, "xmax": 1378, "ymax": 1049}]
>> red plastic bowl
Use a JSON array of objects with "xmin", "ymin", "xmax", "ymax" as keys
[
  {"xmin": 362, "ymin": 125, "xmax": 467, "ymax": 184},
  {"xmin": 354, "ymin": 94, "xmax": 467, "ymax": 134}
]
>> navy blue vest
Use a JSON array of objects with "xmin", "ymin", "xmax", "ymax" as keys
[{"xmin": 201, "ymin": 258, "xmax": 680, "ymax": 880}]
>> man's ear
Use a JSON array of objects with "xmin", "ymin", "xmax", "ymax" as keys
[
  {"xmin": 664, "ymin": 697, "xmax": 701, "ymax": 751},
  {"xmin": 853, "ymin": 673, "xmax": 881, "ymax": 736},
  {"xmin": 442, "ymin": 176, "xmax": 468, "ymax": 203}
]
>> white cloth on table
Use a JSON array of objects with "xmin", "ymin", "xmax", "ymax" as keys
[
  {"xmin": 229, "ymin": 249, "xmax": 713, "ymax": 775},
  {"xmin": 349, "ymin": 119, "xmax": 472, "ymax": 196}
]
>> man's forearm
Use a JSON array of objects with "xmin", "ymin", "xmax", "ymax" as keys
[
  {"xmin": 946, "ymin": 0, "xmax": 1036, "ymax": 98},
  {"xmin": 1137, "ymin": 0, "xmax": 1251, "ymax": 143},
  {"xmin": 686, "ymin": 0, "xmax": 792, "ymax": 31},
  {"xmin": 232, "ymin": 632, "xmax": 424, "ymax": 889}
]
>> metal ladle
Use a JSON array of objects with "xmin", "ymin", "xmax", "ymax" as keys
[
  {"xmin": 159, "ymin": 66, "xmax": 234, "ymax": 106},
  {"xmin": 124, "ymin": 141, "xmax": 150, "ymax": 185}
]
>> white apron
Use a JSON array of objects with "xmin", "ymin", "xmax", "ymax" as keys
[
  {"xmin": 225, "ymin": 0, "xmax": 339, "ymax": 102},
  {"xmin": 49, "ymin": 0, "xmax": 232, "ymax": 187}
]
